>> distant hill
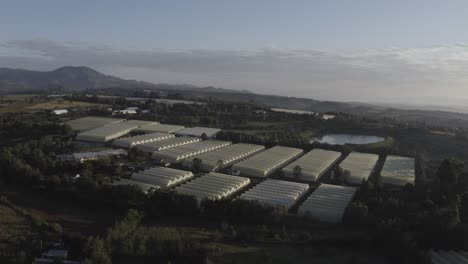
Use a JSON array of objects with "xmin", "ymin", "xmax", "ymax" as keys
[{"xmin": 0, "ymin": 66, "xmax": 253, "ymax": 94}]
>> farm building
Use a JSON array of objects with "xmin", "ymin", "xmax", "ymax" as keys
[
  {"xmin": 136, "ymin": 137, "xmax": 201, "ymax": 153},
  {"xmin": 64, "ymin": 116, "xmax": 124, "ymax": 131},
  {"xmin": 129, "ymin": 166, "xmax": 194, "ymax": 190},
  {"xmin": 57, "ymin": 149, "xmax": 127, "ymax": 162},
  {"xmin": 298, "ymin": 184, "xmax": 357, "ymax": 223},
  {"xmin": 231, "ymin": 146, "xmax": 303, "ymax": 178},
  {"xmin": 283, "ymin": 148, "xmax": 342, "ymax": 182},
  {"xmin": 135, "ymin": 123, "xmax": 185, "ymax": 134},
  {"xmin": 239, "ymin": 179, "xmax": 309, "ymax": 209},
  {"xmin": 152, "ymin": 140, "xmax": 232, "ymax": 164},
  {"xmin": 174, "ymin": 172, "xmax": 250, "ymax": 201},
  {"xmin": 76, "ymin": 121, "xmax": 140, "ymax": 143},
  {"xmin": 338, "ymin": 152, "xmax": 379, "ymax": 185},
  {"xmin": 51, "ymin": 109, "xmax": 68, "ymax": 115},
  {"xmin": 380, "ymin": 155, "xmax": 415, "ymax": 187},
  {"xmin": 175, "ymin": 127, "xmax": 221, "ymax": 138},
  {"xmin": 428, "ymin": 250, "xmax": 468, "ymax": 264},
  {"xmin": 112, "ymin": 132, "xmax": 175, "ymax": 148},
  {"xmin": 181, "ymin": 143, "xmax": 265, "ymax": 172}
]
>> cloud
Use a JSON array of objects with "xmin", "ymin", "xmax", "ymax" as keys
[{"xmin": 1, "ymin": 39, "xmax": 468, "ymax": 104}]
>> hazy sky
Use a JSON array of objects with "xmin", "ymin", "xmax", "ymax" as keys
[{"xmin": 1, "ymin": 0, "xmax": 468, "ymax": 105}]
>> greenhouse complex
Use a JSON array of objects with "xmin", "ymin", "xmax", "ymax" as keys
[
  {"xmin": 338, "ymin": 152, "xmax": 379, "ymax": 185},
  {"xmin": 136, "ymin": 137, "xmax": 201, "ymax": 153},
  {"xmin": 175, "ymin": 127, "xmax": 221, "ymax": 138},
  {"xmin": 129, "ymin": 166, "xmax": 194, "ymax": 190},
  {"xmin": 174, "ymin": 172, "xmax": 250, "ymax": 201},
  {"xmin": 76, "ymin": 121, "xmax": 141, "ymax": 143},
  {"xmin": 181, "ymin": 143, "xmax": 265, "ymax": 172},
  {"xmin": 298, "ymin": 184, "xmax": 357, "ymax": 223},
  {"xmin": 112, "ymin": 132, "xmax": 175, "ymax": 148},
  {"xmin": 428, "ymin": 250, "xmax": 468, "ymax": 264},
  {"xmin": 239, "ymin": 179, "xmax": 309, "ymax": 209},
  {"xmin": 231, "ymin": 146, "xmax": 303, "ymax": 178},
  {"xmin": 283, "ymin": 148, "xmax": 342, "ymax": 182},
  {"xmin": 135, "ymin": 123, "xmax": 185, "ymax": 134},
  {"xmin": 65, "ymin": 116, "xmax": 124, "ymax": 131},
  {"xmin": 380, "ymin": 155, "xmax": 415, "ymax": 187},
  {"xmin": 152, "ymin": 140, "xmax": 232, "ymax": 164}
]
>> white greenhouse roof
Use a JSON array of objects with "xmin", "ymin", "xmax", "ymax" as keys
[
  {"xmin": 135, "ymin": 123, "xmax": 185, "ymax": 134},
  {"xmin": 130, "ymin": 166, "xmax": 194, "ymax": 189},
  {"xmin": 231, "ymin": 146, "xmax": 303, "ymax": 178},
  {"xmin": 338, "ymin": 152, "xmax": 379, "ymax": 185},
  {"xmin": 298, "ymin": 184, "xmax": 357, "ymax": 223},
  {"xmin": 124, "ymin": 120, "xmax": 159, "ymax": 127},
  {"xmin": 76, "ymin": 121, "xmax": 140, "ymax": 143},
  {"xmin": 239, "ymin": 179, "xmax": 309, "ymax": 209},
  {"xmin": 181, "ymin": 143, "xmax": 265, "ymax": 172},
  {"xmin": 65, "ymin": 116, "xmax": 125, "ymax": 131},
  {"xmin": 112, "ymin": 132, "xmax": 175, "ymax": 148},
  {"xmin": 429, "ymin": 250, "xmax": 468, "ymax": 264},
  {"xmin": 136, "ymin": 137, "xmax": 201, "ymax": 153},
  {"xmin": 380, "ymin": 155, "xmax": 415, "ymax": 187},
  {"xmin": 175, "ymin": 127, "xmax": 221, "ymax": 138},
  {"xmin": 174, "ymin": 172, "xmax": 250, "ymax": 201},
  {"xmin": 283, "ymin": 148, "xmax": 342, "ymax": 182},
  {"xmin": 152, "ymin": 140, "xmax": 232, "ymax": 164}
]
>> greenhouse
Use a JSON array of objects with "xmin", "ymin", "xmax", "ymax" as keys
[
  {"xmin": 76, "ymin": 121, "xmax": 141, "ymax": 143},
  {"xmin": 136, "ymin": 137, "xmax": 201, "ymax": 153},
  {"xmin": 283, "ymin": 148, "xmax": 342, "ymax": 182},
  {"xmin": 65, "ymin": 116, "xmax": 125, "ymax": 131},
  {"xmin": 111, "ymin": 178, "xmax": 160, "ymax": 193},
  {"xmin": 175, "ymin": 127, "xmax": 221, "ymax": 138},
  {"xmin": 338, "ymin": 152, "xmax": 379, "ymax": 185},
  {"xmin": 231, "ymin": 146, "xmax": 303, "ymax": 178},
  {"xmin": 298, "ymin": 183, "xmax": 357, "ymax": 223},
  {"xmin": 152, "ymin": 140, "xmax": 232, "ymax": 164},
  {"xmin": 429, "ymin": 250, "xmax": 468, "ymax": 264},
  {"xmin": 239, "ymin": 179, "xmax": 309, "ymax": 209},
  {"xmin": 380, "ymin": 155, "xmax": 415, "ymax": 187},
  {"xmin": 135, "ymin": 123, "xmax": 185, "ymax": 134},
  {"xmin": 112, "ymin": 132, "xmax": 175, "ymax": 148},
  {"xmin": 181, "ymin": 143, "xmax": 265, "ymax": 172},
  {"xmin": 129, "ymin": 166, "xmax": 194, "ymax": 189},
  {"xmin": 124, "ymin": 120, "xmax": 159, "ymax": 127},
  {"xmin": 174, "ymin": 172, "xmax": 250, "ymax": 201}
]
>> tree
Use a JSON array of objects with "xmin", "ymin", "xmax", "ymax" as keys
[
  {"xmin": 293, "ymin": 165, "xmax": 302, "ymax": 179},
  {"xmin": 83, "ymin": 237, "xmax": 112, "ymax": 264},
  {"xmin": 201, "ymin": 133, "xmax": 208, "ymax": 140},
  {"xmin": 192, "ymin": 158, "xmax": 202, "ymax": 173}
]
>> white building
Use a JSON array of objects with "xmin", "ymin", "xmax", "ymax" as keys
[{"xmin": 51, "ymin": 109, "xmax": 68, "ymax": 115}]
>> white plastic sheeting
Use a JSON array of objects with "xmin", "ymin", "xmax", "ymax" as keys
[
  {"xmin": 298, "ymin": 184, "xmax": 357, "ymax": 223},
  {"xmin": 283, "ymin": 148, "xmax": 342, "ymax": 182},
  {"xmin": 380, "ymin": 155, "xmax": 415, "ymax": 187},
  {"xmin": 231, "ymin": 146, "xmax": 303, "ymax": 178},
  {"xmin": 429, "ymin": 250, "xmax": 468, "ymax": 264},
  {"xmin": 181, "ymin": 143, "xmax": 265, "ymax": 172},
  {"xmin": 76, "ymin": 121, "xmax": 140, "ymax": 142},
  {"xmin": 174, "ymin": 172, "xmax": 250, "ymax": 201},
  {"xmin": 65, "ymin": 116, "xmax": 124, "ymax": 131},
  {"xmin": 338, "ymin": 152, "xmax": 379, "ymax": 185},
  {"xmin": 136, "ymin": 137, "xmax": 201, "ymax": 153},
  {"xmin": 152, "ymin": 140, "xmax": 231, "ymax": 164},
  {"xmin": 175, "ymin": 127, "xmax": 221, "ymax": 138},
  {"xmin": 112, "ymin": 133, "xmax": 175, "ymax": 148},
  {"xmin": 239, "ymin": 179, "xmax": 309, "ymax": 209},
  {"xmin": 130, "ymin": 166, "xmax": 194, "ymax": 189},
  {"xmin": 135, "ymin": 123, "xmax": 185, "ymax": 134}
]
